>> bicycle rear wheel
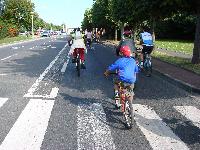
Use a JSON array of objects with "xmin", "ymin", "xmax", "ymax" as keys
[
  {"xmin": 144, "ymin": 60, "xmax": 152, "ymax": 77},
  {"xmin": 124, "ymin": 98, "xmax": 134, "ymax": 129},
  {"xmin": 76, "ymin": 56, "xmax": 81, "ymax": 77}
]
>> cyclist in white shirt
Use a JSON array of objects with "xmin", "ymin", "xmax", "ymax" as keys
[{"xmin": 86, "ymin": 29, "xmax": 93, "ymax": 48}]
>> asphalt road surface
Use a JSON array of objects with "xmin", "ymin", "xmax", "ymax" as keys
[{"xmin": 0, "ymin": 36, "xmax": 200, "ymax": 150}]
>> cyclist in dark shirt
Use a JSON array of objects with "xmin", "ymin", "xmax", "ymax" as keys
[{"xmin": 116, "ymin": 30, "xmax": 137, "ymax": 58}]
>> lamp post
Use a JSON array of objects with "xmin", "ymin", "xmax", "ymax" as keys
[{"xmin": 30, "ymin": 12, "xmax": 34, "ymax": 38}]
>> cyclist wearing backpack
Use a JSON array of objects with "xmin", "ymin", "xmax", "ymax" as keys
[
  {"xmin": 69, "ymin": 27, "xmax": 86, "ymax": 69},
  {"xmin": 116, "ymin": 28, "xmax": 137, "ymax": 58}
]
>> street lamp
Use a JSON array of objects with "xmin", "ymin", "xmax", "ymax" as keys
[{"xmin": 30, "ymin": 12, "xmax": 34, "ymax": 38}]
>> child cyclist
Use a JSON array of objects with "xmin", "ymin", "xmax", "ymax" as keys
[{"xmin": 104, "ymin": 45, "xmax": 139, "ymax": 107}]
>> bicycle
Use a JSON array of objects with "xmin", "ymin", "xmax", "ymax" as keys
[
  {"xmin": 136, "ymin": 47, "xmax": 152, "ymax": 77},
  {"xmin": 143, "ymin": 52, "xmax": 152, "ymax": 77},
  {"xmin": 110, "ymin": 73, "xmax": 135, "ymax": 129},
  {"xmin": 74, "ymin": 48, "xmax": 83, "ymax": 77}
]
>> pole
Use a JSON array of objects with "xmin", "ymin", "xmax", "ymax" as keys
[{"xmin": 31, "ymin": 14, "xmax": 34, "ymax": 38}]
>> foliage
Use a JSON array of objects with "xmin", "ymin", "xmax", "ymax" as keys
[{"xmin": 155, "ymin": 39, "xmax": 193, "ymax": 55}]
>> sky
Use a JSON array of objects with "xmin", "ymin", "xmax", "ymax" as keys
[{"xmin": 32, "ymin": 0, "xmax": 94, "ymax": 28}]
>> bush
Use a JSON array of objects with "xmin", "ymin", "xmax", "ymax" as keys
[{"xmin": 0, "ymin": 18, "xmax": 19, "ymax": 39}]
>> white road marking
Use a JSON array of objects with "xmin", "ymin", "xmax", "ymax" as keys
[
  {"xmin": 0, "ymin": 74, "xmax": 7, "ymax": 76},
  {"xmin": 0, "ymin": 99, "xmax": 55, "ymax": 150},
  {"xmin": 174, "ymin": 106, "xmax": 200, "ymax": 128},
  {"xmin": 51, "ymin": 47, "xmax": 56, "ymax": 49},
  {"xmin": 77, "ymin": 103, "xmax": 115, "ymax": 150},
  {"xmin": 133, "ymin": 104, "xmax": 189, "ymax": 150},
  {"xmin": 0, "ymin": 98, "xmax": 8, "ymax": 108},
  {"xmin": 61, "ymin": 53, "xmax": 70, "ymax": 73},
  {"xmin": 24, "ymin": 87, "xmax": 59, "ymax": 99},
  {"xmin": 24, "ymin": 43, "xmax": 67, "ymax": 97},
  {"xmin": 1, "ymin": 54, "xmax": 17, "ymax": 61},
  {"xmin": 11, "ymin": 47, "xmax": 18, "ymax": 49}
]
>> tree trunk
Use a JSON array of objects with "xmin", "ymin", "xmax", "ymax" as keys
[
  {"xmin": 151, "ymin": 17, "xmax": 156, "ymax": 42},
  {"xmin": 115, "ymin": 27, "xmax": 118, "ymax": 41},
  {"xmin": 192, "ymin": 13, "xmax": 200, "ymax": 64}
]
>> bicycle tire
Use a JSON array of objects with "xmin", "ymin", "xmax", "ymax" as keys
[
  {"xmin": 124, "ymin": 98, "xmax": 134, "ymax": 129},
  {"xmin": 76, "ymin": 56, "xmax": 81, "ymax": 77},
  {"xmin": 144, "ymin": 59, "xmax": 152, "ymax": 77}
]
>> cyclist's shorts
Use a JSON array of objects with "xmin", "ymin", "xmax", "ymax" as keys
[
  {"xmin": 114, "ymin": 78, "xmax": 135, "ymax": 97},
  {"xmin": 142, "ymin": 45, "xmax": 153, "ymax": 54}
]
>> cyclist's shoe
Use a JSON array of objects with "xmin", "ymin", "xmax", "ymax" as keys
[
  {"xmin": 114, "ymin": 93, "xmax": 121, "ymax": 108},
  {"xmin": 72, "ymin": 58, "xmax": 76, "ymax": 63},
  {"xmin": 81, "ymin": 63, "xmax": 86, "ymax": 69}
]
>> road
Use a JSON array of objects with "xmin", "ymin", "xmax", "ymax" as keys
[{"xmin": 0, "ymin": 36, "xmax": 199, "ymax": 150}]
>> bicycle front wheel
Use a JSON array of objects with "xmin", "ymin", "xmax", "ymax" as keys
[{"xmin": 124, "ymin": 98, "xmax": 134, "ymax": 129}]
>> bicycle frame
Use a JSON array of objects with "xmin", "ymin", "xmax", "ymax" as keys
[{"xmin": 117, "ymin": 83, "xmax": 130, "ymax": 112}]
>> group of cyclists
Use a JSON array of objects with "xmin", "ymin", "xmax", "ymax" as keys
[
  {"xmin": 68, "ymin": 25, "xmax": 154, "ymax": 108},
  {"xmin": 105, "ymin": 25, "xmax": 154, "ymax": 108}
]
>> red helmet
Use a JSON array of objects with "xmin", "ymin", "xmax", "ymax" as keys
[{"xmin": 120, "ymin": 46, "xmax": 131, "ymax": 57}]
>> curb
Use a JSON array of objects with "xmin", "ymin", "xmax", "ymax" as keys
[
  {"xmin": 0, "ymin": 37, "xmax": 44, "ymax": 48},
  {"xmin": 153, "ymin": 68, "xmax": 200, "ymax": 94}
]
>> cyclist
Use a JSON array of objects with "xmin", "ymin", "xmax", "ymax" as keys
[
  {"xmin": 138, "ymin": 26, "xmax": 154, "ymax": 68},
  {"xmin": 69, "ymin": 27, "xmax": 86, "ymax": 69},
  {"xmin": 104, "ymin": 45, "xmax": 139, "ymax": 107},
  {"xmin": 116, "ymin": 28, "xmax": 137, "ymax": 58},
  {"xmin": 85, "ymin": 29, "xmax": 93, "ymax": 49}
]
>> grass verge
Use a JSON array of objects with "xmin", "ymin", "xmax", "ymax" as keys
[
  {"xmin": 0, "ymin": 36, "xmax": 32, "ymax": 45},
  {"xmin": 155, "ymin": 39, "xmax": 193, "ymax": 55},
  {"xmin": 152, "ymin": 51, "xmax": 200, "ymax": 75}
]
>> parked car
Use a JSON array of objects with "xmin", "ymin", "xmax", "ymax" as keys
[{"xmin": 41, "ymin": 31, "xmax": 50, "ymax": 37}]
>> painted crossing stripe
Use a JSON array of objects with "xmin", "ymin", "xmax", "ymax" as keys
[
  {"xmin": 0, "ymin": 98, "xmax": 8, "ymax": 108},
  {"xmin": 133, "ymin": 104, "xmax": 189, "ymax": 150},
  {"xmin": 0, "ymin": 99, "xmax": 55, "ymax": 150},
  {"xmin": 77, "ymin": 103, "xmax": 115, "ymax": 150},
  {"xmin": 174, "ymin": 106, "xmax": 200, "ymax": 128}
]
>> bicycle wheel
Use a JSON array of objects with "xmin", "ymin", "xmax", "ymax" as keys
[
  {"xmin": 144, "ymin": 59, "xmax": 152, "ymax": 77},
  {"xmin": 124, "ymin": 98, "xmax": 134, "ymax": 129},
  {"xmin": 76, "ymin": 56, "xmax": 81, "ymax": 77}
]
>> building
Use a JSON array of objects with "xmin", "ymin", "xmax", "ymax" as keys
[{"xmin": 0, "ymin": 0, "xmax": 5, "ymax": 16}]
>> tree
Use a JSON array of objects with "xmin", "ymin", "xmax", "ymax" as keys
[
  {"xmin": 3, "ymin": 0, "xmax": 35, "ymax": 31},
  {"xmin": 81, "ymin": 8, "xmax": 93, "ymax": 30}
]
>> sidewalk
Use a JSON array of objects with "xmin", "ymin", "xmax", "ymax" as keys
[{"xmin": 103, "ymin": 40, "xmax": 200, "ymax": 94}]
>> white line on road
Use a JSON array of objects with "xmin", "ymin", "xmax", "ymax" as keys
[
  {"xmin": 133, "ymin": 104, "xmax": 189, "ymax": 150},
  {"xmin": 1, "ymin": 54, "xmax": 17, "ymax": 61},
  {"xmin": 24, "ymin": 87, "xmax": 59, "ymax": 99},
  {"xmin": 0, "ymin": 99, "xmax": 55, "ymax": 150},
  {"xmin": 174, "ymin": 106, "xmax": 200, "ymax": 128},
  {"xmin": 0, "ymin": 98, "xmax": 8, "ymax": 108},
  {"xmin": 0, "ymin": 74, "xmax": 7, "ymax": 76},
  {"xmin": 24, "ymin": 43, "xmax": 67, "ymax": 97},
  {"xmin": 77, "ymin": 103, "xmax": 115, "ymax": 150},
  {"xmin": 61, "ymin": 54, "xmax": 70, "ymax": 73}
]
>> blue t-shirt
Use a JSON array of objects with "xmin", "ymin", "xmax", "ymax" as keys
[
  {"xmin": 140, "ymin": 32, "xmax": 153, "ymax": 46},
  {"xmin": 108, "ymin": 57, "xmax": 138, "ymax": 84}
]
